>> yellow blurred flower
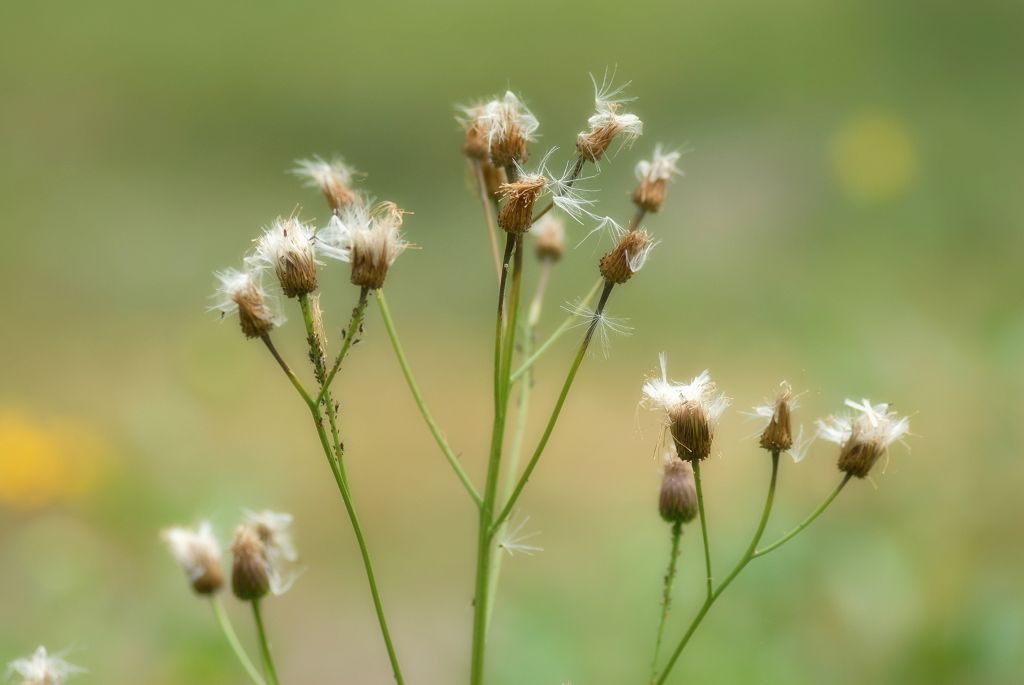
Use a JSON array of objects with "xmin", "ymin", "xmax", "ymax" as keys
[
  {"xmin": 830, "ymin": 111, "xmax": 918, "ymax": 204},
  {"xmin": 0, "ymin": 409, "xmax": 108, "ymax": 509}
]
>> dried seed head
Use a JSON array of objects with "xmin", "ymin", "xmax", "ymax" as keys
[
  {"xmin": 659, "ymin": 451, "xmax": 698, "ymax": 524},
  {"xmin": 317, "ymin": 200, "xmax": 410, "ymax": 289},
  {"xmin": 253, "ymin": 217, "xmax": 319, "ymax": 298},
  {"xmin": 817, "ymin": 399, "xmax": 910, "ymax": 478},
  {"xmin": 576, "ymin": 76, "xmax": 643, "ymax": 162},
  {"xmin": 458, "ymin": 103, "xmax": 490, "ymax": 160},
  {"xmin": 758, "ymin": 383, "xmax": 795, "ymax": 453},
  {"xmin": 479, "ymin": 159, "xmax": 505, "ymax": 198},
  {"xmin": 7, "ymin": 646, "xmax": 84, "ymax": 685},
  {"xmin": 293, "ymin": 156, "xmax": 358, "ymax": 211},
  {"xmin": 230, "ymin": 524, "xmax": 270, "ymax": 601},
  {"xmin": 533, "ymin": 215, "xmax": 566, "ymax": 262},
  {"xmin": 642, "ymin": 355, "xmax": 730, "ymax": 462},
  {"xmin": 161, "ymin": 522, "xmax": 224, "ymax": 595},
  {"xmin": 633, "ymin": 145, "xmax": 682, "ymax": 213},
  {"xmin": 497, "ymin": 173, "xmax": 547, "ymax": 234},
  {"xmin": 212, "ymin": 267, "xmax": 281, "ymax": 339},
  {"xmin": 480, "ymin": 92, "xmax": 540, "ymax": 168},
  {"xmin": 599, "ymin": 228, "xmax": 654, "ymax": 283}
]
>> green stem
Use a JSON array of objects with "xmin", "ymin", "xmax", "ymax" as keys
[
  {"xmin": 485, "ymin": 258, "xmax": 551, "ymax": 630},
  {"xmin": 261, "ymin": 334, "xmax": 405, "ymax": 685},
  {"xmin": 655, "ymin": 453, "xmax": 781, "ymax": 685},
  {"xmin": 649, "ymin": 522, "xmax": 683, "ymax": 683},
  {"xmin": 754, "ymin": 473, "xmax": 851, "ymax": 558},
  {"xmin": 491, "ymin": 281, "xmax": 615, "ymax": 533},
  {"xmin": 470, "ymin": 233, "xmax": 522, "ymax": 685},
  {"xmin": 691, "ymin": 459, "xmax": 713, "ymax": 599},
  {"xmin": 375, "ymin": 289, "xmax": 482, "ymax": 507},
  {"xmin": 510, "ymin": 277, "xmax": 603, "ymax": 384},
  {"xmin": 210, "ymin": 596, "xmax": 267, "ymax": 685},
  {"xmin": 251, "ymin": 600, "xmax": 280, "ymax": 685},
  {"xmin": 315, "ymin": 287, "xmax": 370, "ymax": 406}
]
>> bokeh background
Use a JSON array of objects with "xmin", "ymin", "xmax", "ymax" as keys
[{"xmin": 2, "ymin": 0, "xmax": 1022, "ymax": 683}]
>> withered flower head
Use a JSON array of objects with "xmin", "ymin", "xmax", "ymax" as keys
[
  {"xmin": 293, "ymin": 156, "xmax": 358, "ymax": 211},
  {"xmin": 230, "ymin": 510, "xmax": 297, "ymax": 601},
  {"xmin": 633, "ymin": 144, "xmax": 682, "ymax": 213},
  {"xmin": 457, "ymin": 102, "xmax": 491, "ymax": 160},
  {"xmin": 497, "ymin": 172, "xmax": 547, "ymax": 234},
  {"xmin": 230, "ymin": 524, "xmax": 269, "ymax": 601},
  {"xmin": 212, "ymin": 267, "xmax": 282, "ymax": 339},
  {"xmin": 817, "ymin": 399, "xmax": 910, "ymax": 478},
  {"xmin": 253, "ymin": 217, "xmax": 319, "ymax": 298},
  {"xmin": 7, "ymin": 646, "xmax": 83, "ymax": 685},
  {"xmin": 533, "ymin": 215, "xmax": 566, "ymax": 262},
  {"xmin": 161, "ymin": 521, "xmax": 224, "ymax": 595},
  {"xmin": 659, "ymin": 450, "xmax": 698, "ymax": 524},
  {"xmin": 317, "ymin": 199, "xmax": 410, "ymax": 289},
  {"xmin": 643, "ymin": 354, "xmax": 730, "ymax": 462},
  {"xmin": 598, "ymin": 227, "xmax": 655, "ymax": 284},
  {"xmin": 576, "ymin": 75, "xmax": 643, "ymax": 162},
  {"xmin": 758, "ymin": 382, "xmax": 795, "ymax": 453},
  {"xmin": 480, "ymin": 91, "xmax": 539, "ymax": 168}
]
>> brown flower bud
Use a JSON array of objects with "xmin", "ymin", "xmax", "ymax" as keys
[
  {"xmin": 231, "ymin": 525, "xmax": 270, "ymax": 601},
  {"xmin": 497, "ymin": 174, "xmax": 546, "ymax": 234},
  {"xmin": 669, "ymin": 400, "xmax": 715, "ymax": 462},
  {"xmin": 576, "ymin": 104, "xmax": 643, "ymax": 163},
  {"xmin": 234, "ymin": 283, "xmax": 276, "ymax": 339},
  {"xmin": 760, "ymin": 385, "xmax": 794, "ymax": 453},
  {"xmin": 349, "ymin": 203, "xmax": 409, "ymax": 289},
  {"xmin": 293, "ymin": 157, "xmax": 358, "ymax": 212},
  {"xmin": 599, "ymin": 229, "xmax": 653, "ymax": 284},
  {"xmin": 632, "ymin": 146, "xmax": 682, "ymax": 213},
  {"xmin": 533, "ymin": 215, "xmax": 566, "ymax": 262},
  {"xmin": 659, "ymin": 457, "xmax": 698, "ymax": 524},
  {"xmin": 161, "ymin": 523, "xmax": 224, "ymax": 595}
]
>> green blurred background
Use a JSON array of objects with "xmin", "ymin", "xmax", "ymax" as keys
[{"xmin": 2, "ymin": 0, "xmax": 1022, "ymax": 683}]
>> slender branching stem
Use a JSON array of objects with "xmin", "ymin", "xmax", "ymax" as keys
[
  {"xmin": 470, "ymin": 232, "xmax": 523, "ymax": 685},
  {"xmin": 628, "ymin": 206, "xmax": 647, "ymax": 232},
  {"xmin": 692, "ymin": 459, "xmax": 714, "ymax": 599},
  {"xmin": 491, "ymin": 280, "xmax": 615, "ymax": 533},
  {"xmin": 211, "ymin": 596, "xmax": 267, "ymax": 685},
  {"xmin": 473, "ymin": 159, "xmax": 502, "ymax": 281},
  {"xmin": 260, "ymin": 335, "xmax": 315, "ymax": 408},
  {"xmin": 510, "ymin": 277, "xmax": 603, "ymax": 384},
  {"xmin": 754, "ymin": 473, "xmax": 852, "ymax": 558},
  {"xmin": 375, "ymin": 289, "xmax": 482, "ymax": 506},
  {"xmin": 260, "ymin": 334, "xmax": 406, "ymax": 685},
  {"xmin": 649, "ymin": 521, "xmax": 683, "ymax": 683},
  {"xmin": 655, "ymin": 452, "xmax": 781, "ymax": 685},
  {"xmin": 316, "ymin": 287, "xmax": 370, "ymax": 406},
  {"xmin": 485, "ymin": 257, "xmax": 553, "ymax": 629},
  {"xmin": 251, "ymin": 600, "xmax": 280, "ymax": 685}
]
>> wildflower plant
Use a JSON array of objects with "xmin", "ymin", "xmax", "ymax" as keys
[{"xmin": 134, "ymin": 74, "xmax": 913, "ymax": 685}]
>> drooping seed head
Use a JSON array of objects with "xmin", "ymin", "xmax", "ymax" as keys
[
  {"xmin": 497, "ymin": 173, "xmax": 547, "ymax": 234},
  {"xmin": 7, "ymin": 646, "xmax": 84, "ymax": 685},
  {"xmin": 212, "ymin": 267, "xmax": 281, "ymax": 339},
  {"xmin": 817, "ymin": 399, "xmax": 910, "ymax": 478},
  {"xmin": 292, "ymin": 156, "xmax": 358, "ymax": 211},
  {"xmin": 642, "ymin": 354, "xmax": 730, "ymax": 462},
  {"xmin": 252, "ymin": 217, "xmax": 319, "ymax": 298},
  {"xmin": 599, "ymin": 228, "xmax": 655, "ymax": 284},
  {"xmin": 633, "ymin": 144, "xmax": 682, "ymax": 213},
  {"xmin": 659, "ymin": 451, "xmax": 698, "ymax": 524},
  {"xmin": 161, "ymin": 521, "xmax": 224, "ymax": 595},
  {"xmin": 533, "ymin": 215, "xmax": 566, "ymax": 262}
]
